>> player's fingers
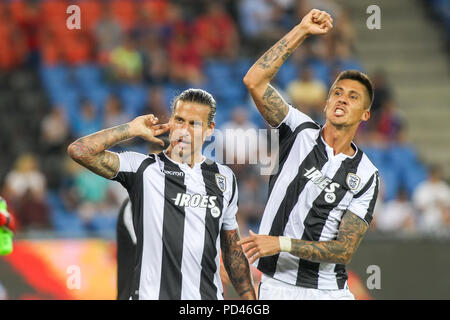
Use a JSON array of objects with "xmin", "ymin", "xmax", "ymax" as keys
[
  {"xmin": 249, "ymin": 252, "xmax": 261, "ymax": 265},
  {"xmin": 153, "ymin": 123, "xmax": 170, "ymax": 136},
  {"xmin": 237, "ymin": 237, "xmax": 252, "ymax": 245},
  {"xmin": 245, "ymin": 247, "xmax": 259, "ymax": 259},
  {"xmin": 311, "ymin": 9, "xmax": 321, "ymax": 19},
  {"xmin": 242, "ymin": 242, "xmax": 258, "ymax": 253}
]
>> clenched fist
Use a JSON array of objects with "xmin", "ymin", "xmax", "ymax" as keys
[
  {"xmin": 129, "ymin": 114, "xmax": 170, "ymax": 146},
  {"xmin": 299, "ymin": 9, "xmax": 333, "ymax": 36}
]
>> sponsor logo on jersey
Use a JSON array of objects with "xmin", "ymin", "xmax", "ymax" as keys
[
  {"xmin": 162, "ymin": 169, "xmax": 185, "ymax": 177},
  {"xmin": 172, "ymin": 193, "xmax": 221, "ymax": 217},
  {"xmin": 304, "ymin": 167, "xmax": 340, "ymax": 204}
]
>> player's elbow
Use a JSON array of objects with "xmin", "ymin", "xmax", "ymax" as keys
[
  {"xmin": 341, "ymin": 249, "xmax": 356, "ymax": 265},
  {"xmin": 243, "ymin": 73, "xmax": 255, "ymax": 90},
  {"xmin": 67, "ymin": 140, "xmax": 89, "ymax": 162},
  {"xmin": 243, "ymin": 72, "xmax": 262, "ymax": 91}
]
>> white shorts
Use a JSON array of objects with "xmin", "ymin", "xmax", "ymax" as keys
[{"xmin": 258, "ymin": 274, "xmax": 355, "ymax": 300}]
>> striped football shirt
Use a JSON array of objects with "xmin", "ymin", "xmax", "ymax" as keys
[
  {"xmin": 257, "ymin": 105, "xmax": 380, "ymax": 290},
  {"xmin": 110, "ymin": 151, "xmax": 239, "ymax": 300}
]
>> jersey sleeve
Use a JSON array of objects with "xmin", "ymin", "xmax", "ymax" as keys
[
  {"xmin": 110, "ymin": 151, "xmax": 149, "ymax": 191},
  {"xmin": 272, "ymin": 105, "xmax": 316, "ymax": 142},
  {"xmin": 221, "ymin": 173, "xmax": 239, "ymax": 231},
  {"xmin": 347, "ymin": 172, "xmax": 380, "ymax": 226}
]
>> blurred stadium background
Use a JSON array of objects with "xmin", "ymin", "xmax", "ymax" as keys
[{"xmin": 0, "ymin": 0, "xmax": 449, "ymax": 299}]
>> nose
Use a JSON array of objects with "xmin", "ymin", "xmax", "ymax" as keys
[{"xmin": 337, "ymin": 96, "xmax": 348, "ymax": 106}]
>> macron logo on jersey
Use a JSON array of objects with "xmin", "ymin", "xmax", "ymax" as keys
[
  {"xmin": 163, "ymin": 169, "xmax": 184, "ymax": 177},
  {"xmin": 304, "ymin": 167, "xmax": 340, "ymax": 203},
  {"xmin": 172, "ymin": 193, "xmax": 221, "ymax": 217}
]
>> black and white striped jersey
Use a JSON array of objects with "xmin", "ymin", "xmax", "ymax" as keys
[
  {"xmin": 257, "ymin": 105, "xmax": 379, "ymax": 290},
  {"xmin": 110, "ymin": 151, "xmax": 239, "ymax": 300}
]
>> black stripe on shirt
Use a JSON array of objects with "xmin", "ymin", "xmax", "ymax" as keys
[
  {"xmin": 296, "ymin": 149, "xmax": 363, "ymax": 289},
  {"xmin": 158, "ymin": 155, "xmax": 187, "ymax": 300},
  {"xmin": 364, "ymin": 171, "xmax": 380, "ymax": 225},
  {"xmin": 199, "ymin": 161, "xmax": 225, "ymax": 300},
  {"xmin": 258, "ymin": 134, "xmax": 328, "ymax": 277},
  {"xmin": 267, "ymin": 122, "xmax": 320, "ymax": 200},
  {"xmin": 126, "ymin": 155, "xmax": 157, "ymax": 300},
  {"xmin": 117, "ymin": 198, "xmax": 135, "ymax": 300}
]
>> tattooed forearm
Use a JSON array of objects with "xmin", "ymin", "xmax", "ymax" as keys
[
  {"xmin": 290, "ymin": 211, "xmax": 368, "ymax": 264},
  {"xmin": 220, "ymin": 229, "xmax": 256, "ymax": 300},
  {"xmin": 68, "ymin": 123, "xmax": 134, "ymax": 179},
  {"xmin": 257, "ymin": 39, "xmax": 292, "ymax": 70},
  {"xmin": 243, "ymin": 25, "xmax": 309, "ymax": 127},
  {"xmin": 261, "ymin": 85, "xmax": 289, "ymax": 127}
]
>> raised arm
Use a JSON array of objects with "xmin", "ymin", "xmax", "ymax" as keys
[
  {"xmin": 243, "ymin": 9, "xmax": 333, "ymax": 127},
  {"xmin": 220, "ymin": 229, "xmax": 256, "ymax": 300},
  {"xmin": 67, "ymin": 114, "xmax": 169, "ymax": 179},
  {"xmin": 238, "ymin": 210, "xmax": 368, "ymax": 265}
]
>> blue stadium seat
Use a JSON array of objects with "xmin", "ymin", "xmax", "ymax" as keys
[
  {"xmin": 275, "ymin": 61, "xmax": 300, "ymax": 89},
  {"xmin": 119, "ymin": 84, "xmax": 148, "ymax": 117},
  {"xmin": 377, "ymin": 165, "xmax": 400, "ymax": 202}
]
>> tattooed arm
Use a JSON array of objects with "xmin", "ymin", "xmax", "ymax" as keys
[
  {"xmin": 220, "ymin": 228, "xmax": 256, "ymax": 300},
  {"xmin": 67, "ymin": 114, "xmax": 169, "ymax": 179},
  {"xmin": 243, "ymin": 9, "xmax": 333, "ymax": 127},
  {"xmin": 238, "ymin": 210, "xmax": 368, "ymax": 265}
]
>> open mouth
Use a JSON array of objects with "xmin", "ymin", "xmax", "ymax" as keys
[{"xmin": 333, "ymin": 106, "xmax": 346, "ymax": 117}]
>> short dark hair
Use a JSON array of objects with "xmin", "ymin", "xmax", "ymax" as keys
[
  {"xmin": 330, "ymin": 70, "xmax": 374, "ymax": 109},
  {"xmin": 171, "ymin": 88, "xmax": 216, "ymax": 126}
]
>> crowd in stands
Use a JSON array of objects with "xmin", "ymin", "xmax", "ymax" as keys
[{"xmin": 0, "ymin": 0, "xmax": 449, "ymax": 237}]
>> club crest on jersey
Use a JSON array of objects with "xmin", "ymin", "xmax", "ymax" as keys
[
  {"xmin": 215, "ymin": 174, "xmax": 226, "ymax": 192},
  {"xmin": 346, "ymin": 173, "xmax": 360, "ymax": 190}
]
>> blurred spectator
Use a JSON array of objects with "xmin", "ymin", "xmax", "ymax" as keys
[
  {"xmin": 143, "ymin": 87, "xmax": 170, "ymax": 121},
  {"xmin": 109, "ymin": 33, "xmax": 143, "ymax": 83},
  {"xmin": 412, "ymin": 165, "xmax": 450, "ymax": 234},
  {"xmin": 370, "ymin": 69, "xmax": 393, "ymax": 129},
  {"xmin": 103, "ymin": 95, "xmax": 130, "ymax": 128},
  {"xmin": 0, "ymin": 7, "xmax": 27, "ymax": 70},
  {"xmin": 374, "ymin": 188, "xmax": 416, "ymax": 233},
  {"xmin": 39, "ymin": 29, "xmax": 62, "ymax": 66},
  {"xmin": 40, "ymin": 107, "xmax": 70, "ymax": 154},
  {"xmin": 168, "ymin": 17, "xmax": 204, "ymax": 85},
  {"xmin": 237, "ymin": 173, "xmax": 268, "ymax": 234},
  {"xmin": 286, "ymin": 65, "xmax": 327, "ymax": 124},
  {"xmin": 3, "ymin": 153, "xmax": 49, "ymax": 230},
  {"xmin": 219, "ymin": 107, "xmax": 258, "ymax": 164},
  {"xmin": 73, "ymin": 168, "xmax": 119, "ymax": 229},
  {"xmin": 376, "ymin": 99, "xmax": 405, "ymax": 142},
  {"xmin": 94, "ymin": 5, "xmax": 124, "ymax": 64},
  {"xmin": 72, "ymin": 99, "xmax": 102, "ymax": 137},
  {"xmin": 194, "ymin": 2, "xmax": 239, "ymax": 59},
  {"xmin": 15, "ymin": 0, "xmax": 41, "ymax": 66},
  {"xmin": 141, "ymin": 33, "xmax": 170, "ymax": 85},
  {"xmin": 3, "ymin": 153, "xmax": 46, "ymax": 202},
  {"xmin": 63, "ymin": 30, "xmax": 94, "ymax": 66},
  {"xmin": 239, "ymin": 0, "xmax": 276, "ymax": 38}
]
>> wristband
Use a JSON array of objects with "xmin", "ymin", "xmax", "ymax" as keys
[{"xmin": 279, "ymin": 236, "xmax": 292, "ymax": 252}]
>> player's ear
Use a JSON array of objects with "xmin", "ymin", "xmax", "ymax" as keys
[
  {"xmin": 205, "ymin": 122, "xmax": 215, "ymax": 136},
  {"xmin": 361, "ymin": 109, "xmax": 370, "ymax": 122}
]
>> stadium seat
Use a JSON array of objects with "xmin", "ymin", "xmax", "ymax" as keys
[
  {"xmin": 119, "ymin": 84, "xmax": 148, "ymax": 117},
  {"xmin": 275, "ymin": 61, "xmax": 300, "ymax": 89}
]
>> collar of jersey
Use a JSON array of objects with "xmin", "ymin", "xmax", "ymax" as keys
[
  {"xmin": 319, "ymin": 127, "xmax": 359, "ymax": 160},
  {"xmin": 162, "ymin": 150, "xmax": 206, "ymax": 169}
]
